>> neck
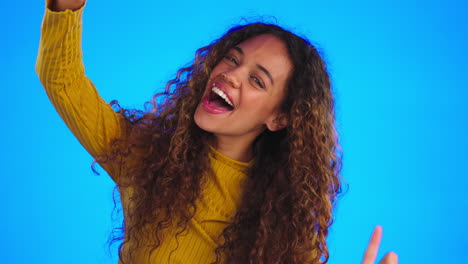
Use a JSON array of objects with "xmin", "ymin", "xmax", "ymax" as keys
[{"xmin": 212, "ymin": 134, "xmax": 257, "ymax": 162}]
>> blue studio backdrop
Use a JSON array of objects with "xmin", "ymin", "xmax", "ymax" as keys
[{"xmin": 2, "ymin": 0, "xmax": 467, "ymax": 263}]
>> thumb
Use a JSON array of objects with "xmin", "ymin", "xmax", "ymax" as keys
[{"xmin": 379, "ymin": 252, "xmax": 398, "ymax": 264}]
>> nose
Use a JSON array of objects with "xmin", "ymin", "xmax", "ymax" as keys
[{"xmin": 221, "ymin": 72, "xmax": 240, "ymax": 89}]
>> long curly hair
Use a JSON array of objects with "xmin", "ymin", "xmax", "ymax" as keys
[{"xmin": 95, "ymin": 22, "xmax": 342, "ymax": 264}]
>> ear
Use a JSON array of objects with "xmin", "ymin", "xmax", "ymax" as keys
[{"xmin": 266, "ymin": 112, "xmax": 288, "ymax": 132}]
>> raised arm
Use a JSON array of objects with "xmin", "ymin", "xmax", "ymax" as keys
[{"xmin": 36, "ymin": 0, "xmax": 126, "ymax": 182}]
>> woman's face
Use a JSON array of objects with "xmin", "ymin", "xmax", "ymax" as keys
[{"xmin": 194, "ymin": 34, "xmax": 293, "ymax": 140}]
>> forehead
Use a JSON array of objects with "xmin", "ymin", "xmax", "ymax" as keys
[{"xmin": 235, "ymin": 34, "xmax": 293, "ymax": 84}]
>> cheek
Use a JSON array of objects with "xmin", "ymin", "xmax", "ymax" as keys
[{"xmin": 241, "ymin": 96, "xmax": 278, "ymax": 117}]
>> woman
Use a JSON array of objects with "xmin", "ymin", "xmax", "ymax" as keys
[{"xmin": 37, "ymin": 0, "xmax": 398, "ymax": 263}]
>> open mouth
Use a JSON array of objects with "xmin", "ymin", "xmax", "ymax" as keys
[{"xmin": 207, "ymin": 88, "xmax": 234, "ymax": 111}]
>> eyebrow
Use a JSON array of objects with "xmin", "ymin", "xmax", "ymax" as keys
[{"xmin": 233, "ymin": 46, "xmax": 274, "ymax": 86}]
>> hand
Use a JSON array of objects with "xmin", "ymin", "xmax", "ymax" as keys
[
  {"xmin": 49, "ymin": 0, "xmax": 86, "ymax": 12},
  {"xmin": 362, "ymin": 225, "xmax": 398, "ymax": 264}
]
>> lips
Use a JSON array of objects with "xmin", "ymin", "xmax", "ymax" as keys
[
  {"xmin": 201, "ymin": 81, "xmax": 236, "ymax": 114},
  {"xmin": 212, "ymin": 81, "xmax": 235, "ymax": 108}
]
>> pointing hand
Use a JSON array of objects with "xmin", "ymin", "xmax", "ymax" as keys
[{"xmin": 361, "ymin": 226, "xmax": 398, "ymax": 264}]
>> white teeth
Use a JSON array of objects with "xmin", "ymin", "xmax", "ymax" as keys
[{"xmin": 211, "ymin": 86, "xmax": 234, "ymax": 107}]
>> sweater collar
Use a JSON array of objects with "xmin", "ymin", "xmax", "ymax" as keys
[{"xmin": 208, "ymin": 146, "xmax": 254, "ymax": 172}]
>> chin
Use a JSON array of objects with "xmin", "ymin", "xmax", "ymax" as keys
[{"xmin": 194, "ymin": 104, "xmax": 230, "ymax": 136}]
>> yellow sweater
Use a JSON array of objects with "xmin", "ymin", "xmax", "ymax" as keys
[{"xmin": 36, "ymin": 3, "xmax": 252, "ymax": 263}]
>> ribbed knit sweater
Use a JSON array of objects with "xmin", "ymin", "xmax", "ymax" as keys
[{"xmin": 36, "ymin": 3, "xmax": 252, "ymax": 263}]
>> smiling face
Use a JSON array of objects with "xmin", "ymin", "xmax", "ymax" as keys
[{"xmin": 194, "ymin": 34, "xmax": 293, "ymax": 142}]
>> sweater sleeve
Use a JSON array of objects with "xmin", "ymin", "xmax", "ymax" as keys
[{"xmin": 35, "ymin": 2, "xmax": 126, "ymax": 183}]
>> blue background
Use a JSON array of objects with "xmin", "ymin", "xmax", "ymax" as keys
[{"xmin": 3, "ymin": 0, "xmax": 467, "ymax": 263}]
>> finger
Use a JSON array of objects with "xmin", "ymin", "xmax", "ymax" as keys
[
  {"xmin": 362, "ymin": 225, "xmax": 383, "ymax": 264},
  {"xmin": 379, "ymin": 252, "xmax": 398, "ymax": 264}
]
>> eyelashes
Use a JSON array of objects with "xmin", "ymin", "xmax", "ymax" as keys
[
  {"xmin": 223, "ymin": 55, "xmax": 265, "ymax": 89},
  {"xmin": 224, "ymin": 55, "xmax": 238, "ymax": 65},
  {"xmin": 250, "ymin": 75, "xmax": 264, "ymax": 88}
]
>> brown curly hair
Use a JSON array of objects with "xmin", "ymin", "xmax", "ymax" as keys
[{"xmin": 94, "ymin": 22, "xmax": 342, "ymax": 264}]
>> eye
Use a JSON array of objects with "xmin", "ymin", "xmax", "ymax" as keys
[
  {"xmin": 250, "ymin": 75, "xmax": 265, "ymax": 89},
  {"xmin": 224, "ymin": 55, "xmax": 238, "ymax": 65}
]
